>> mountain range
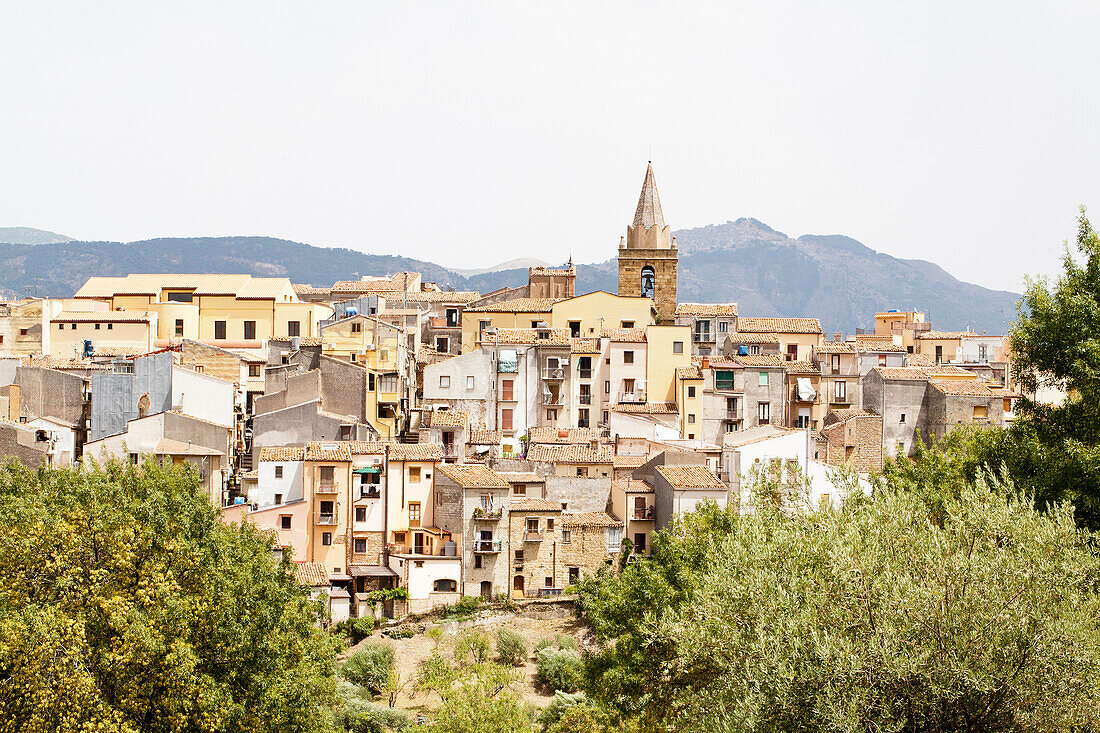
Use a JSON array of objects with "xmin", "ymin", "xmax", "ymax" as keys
[{"xmin": 0, "ymin": 220, "xmax": 1020, "ymax": 334}]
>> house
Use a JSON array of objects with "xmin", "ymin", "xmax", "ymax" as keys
[
  {"xmin": 873, "ymin": 310, "xmax": 929, "ymax": 353},
  {"xmin": 916, "ymin": 330, "xmax": 973, "ymax": 364},
  {"xmin": 0, "ymin": 421, "xmax": 51, "ymax": 467},
  {"xmin": 0, "ymin": 299, "xmax": 45, "ymax": 357},
  {"xmin": 733, "ymin": 317, "xmax": 823, "ymax": 362},
  {"xmin": 632, "ymin": 451, "xmax": 727, "ymax": 531},
  {"xmin": 819, "ymin": 408, "xmax": 883, "ymax": 473},
  {"xmin": 48, "ymin": 309, "xmax": 157, "ymax": 358},
  {"xmin": 610, "ymin": 477, "xmax": 655, "ymax": 556},
  {"xmin": 461, "ymin": 298, "xmax": 561, "ymax": 353},
  {"xmin": 674, "ymin": 303, "xmax": 737, "ymax": 356},
  {"xmin": 435, "ymin": 463, "xmax": 513, "ymax": 600}
]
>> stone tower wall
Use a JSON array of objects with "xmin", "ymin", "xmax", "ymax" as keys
[{"xmin": 618, "ymin": 247, "xmax": 678, "ymax": 323}]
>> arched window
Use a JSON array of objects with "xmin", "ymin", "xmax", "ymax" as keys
[
  {"xmin": 640, "ymin": 266, "xmax": 655, "ymax": 300},
  {"xmin": 433, "ymin": 578, "xmax": 457, "ymax": 593}
]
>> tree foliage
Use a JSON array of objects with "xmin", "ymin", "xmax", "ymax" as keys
[
  {"xmin": 577, "ymin": 486, "xmax": 1100, "ymax": 732},
  {"xmin": 0, "ymin": 460, "xmax": 339, "ymax": 733},
  {"xmin": 411, "ymin": 650, "xmax": 533, "ymax": 733},
  {"xmin": 341, "ymin": 643, "xmax": 396, "ymax": 696}
]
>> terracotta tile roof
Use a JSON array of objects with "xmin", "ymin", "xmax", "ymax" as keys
[
  {"xmin": 929, "ymin": 379, "xmax": 1000, "ymax": 397},
  {"xmin": 348, "ymin": 441, "xmax": 387, "ymax": 455},
  {"xmin": 562, "ymin": 511, "xmax": 622, "ymax": 528},
  {"xmin": 53, "ymin": 310, "xmax": 154, "ymax": 323},
  {"xmin": 331, "ymin": 273, "xmax": 420, "ymax": 293},
  {"xmin": 154, "ymin": 438, "xmax": 224, "ymax": 457},
  {"xmin": 437, "ymin": 463, "xmax": 510, "ymax": 489},
  {"xmin": 258, "ymin": 446, "xmax": 306, "ymax": 462},
  {"xmin": 737, "ymin": 317, "xmax": 822, "ymax": 334},
  {"xmin": 467, "ymin": 429, "xmax": 502, "ymax": 445},
  {"xmin": 930, "ymin": 365, "xmax": 975, "ymax": 377},
  {"xmin": 404, "ymin": 290, "xmax": 481, "ymax": 304},
  {"xmin": 238, "ymin": 469, "xmax": 258, "ymax": 480},
  {"xmin": 269, "ymin": 336, "xmax": 324, "ymax": 346},
  {"xmin": 304, "ymin": 442, "xmax": 352, "ymax": 461},
  {"xmin": 509, "ymin": 497, "xmax": 562, "ymax": 511},
  {"xmin": 726, "ymin": 332, "xmax": 780, "ymax": 344},
  {"xmin": 918, "ymin": 330, "xmax": 975, "ymax": 340},
  {"xmin": 733, "ymin": 355, "xmax": 786, "ymax": 368},
  {"xmin": 677, "ymin": 366, "xmax": 702, "ymax": 380},
  {"xmin": 387, "ymin": 443, "xmax": 443, "ymax": 462},
  {"xmin": 416, "ymin": 347, "xmax": 454, "ymax": 366},
  {"xmin": 481, "ymin": 328, "xmax": 569, "ymax": 345},
  {"xmin": 27, "ymin": 356, "xmax": 110, "ymax": 371},
  {"xmin": 294, "ymin": 562, "xmax": 329, "ymax": 586},
  {"xmin": 425, "ymin": 409, "xmax": 468, "ymax": 429},
  {"xmin": 612, "ymin": 477, "xmax": 652, "ymax": 492},
  {"xmin": 464, "ymin": 298, "xmax": 559, "ymax": 313},
  {"xmin": 570, "ymin": 338, "xmax": 601, "ymax": 354},
  {"xmin": 528, "ymin": 426, "xmax": 602, "ymax": 444},
  {"xmin": 784, "ymin": 360, "xmax": 818, "ymax": 375},
  {"xmin": 907, "ymin": 353, "xmax": 936, "ymax": 367},
  {"xmin": 825, "ymin": 407, "xmax": 878, "ymax": 424},
  {"xmin": 497, "ymin": 471, "xmax": 544, "ymax": 484},
  {"xmin": 601, "ymin": 328, "xmax": 647, "ymax": 342},
  {"xmin": 612, "ymin": 401, "xmax": 678, "ymax": 415},
  {"xmin": 526, "ymin": 443, "xmax": 613, "ymax": 464},
  {"xmin": 293, "ymin": 284, "xmax": 330, "ymax": 296},
  {"xmin": 613, "ymin": 454, "xmax": 647, "ymax": 469},
  {"xmin": 701, "ymin": 358, "xmax": 740, "ymax": 369},
  {"xmin": 655, "ymin": 465, "xmax": 726, "ymax": 489},
  {"xmin": 675, "ymin": 302, "xmax": 737, "ymax": 317},
  {"xmin": 873, "ymin": 366, "xmax": 931, "ymax": 381},
  {"xmin": 858, "ymin": 342, "xmax": 908, "ymax": 353},
  {"xmin": 814, "ymin": 342, "xmax": 855, "ymax": 354},
  {"xmin": 529, "ymin": 265, "xmax": 576, "ymax": 277}
]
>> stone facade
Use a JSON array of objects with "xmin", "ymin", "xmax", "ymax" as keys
[
  {"xmin": 508, "ymin": 506, "xmax": 563, "ymax": 599},
  {"xmin": 617, "ymin": 163, "xmax": 678, "ymax": 323},
  {"xmin": 821, "ymin": 412, "xmax": 883, "ymax": 473}
]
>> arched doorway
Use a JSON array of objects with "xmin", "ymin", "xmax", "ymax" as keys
[
  {"xmin": 640, "ymin": 266, "xmax": 655, "ymax": 300},
  {"xmin": 480, "ymin": 580, "xmax": 493, "ymax": 602},
  {"xmin": 512, "ymin": 574, "xmax": 524, "ymax": 599}
]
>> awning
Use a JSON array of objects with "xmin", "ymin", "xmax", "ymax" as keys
[
  {"xmin": 350, "ymin": 565, "xmax": 399, "ymax": 578},
  {"xmin": 796, "ymin": 377, "xmax": 817, "ymax": 401},
  {"xmin": 353, "ymin": 466, "xmax": 382, "ymax": 474}
]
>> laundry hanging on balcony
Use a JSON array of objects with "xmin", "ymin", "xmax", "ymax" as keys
[
  {"xmin": 498, "ymin": 349, "xmax": 518, "ymax": 373},
  {"xmin": 796, "ymin": 377, "xmax": 817, "ymax": 401}
]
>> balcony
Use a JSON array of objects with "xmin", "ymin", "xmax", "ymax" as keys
[
  {"xmin": 358, "ymin": 487, "xmax": 381, "ymax": 499},
  {"xmin": 541, "ymin": 393, "xmax": 565, "ymax": 407},
  {"xmin": 473, "ymin": 539, "xmax": 502, "ymax": 553},
  {"xmin": 472, "ymin": 507, "xmax": 502, "ymax": 521},
  {"xmin": 578, "ymin": 394, "xmax": 592, "ymax": 405},
  {"xmin": 542, "ymin": 366, "xmax": 568, "ymax": 380},
  {"xmin": 715, "ymin": 380, "xmax": 737, "ymax": 393},
  {"xmin": 577, "ymin": 368, "xmax": 592, "ymax": 379},
  {"xmin": 830, "ymin": 394, "xmax": 851, "ymax": 405},
  {"xmin": 724, "ymin": 408, "xmax": 743, "ymax": 420},
  {"xmin": 315, "ymin": 512, "xmax": 337, "ymax": 525},
  {"xmin": 388, "ymin": 544, "xmax": 450, "ymax": 557},
  {"xmin": 315, "ymin": 483, "xmax": 338, "ymax": 494},
  {"xmin": 632, "ymin": 506, "xmax": 654, "ymax": 521},
  {"xmin": 692, "ymin": 332, "xmax": 714, "ymax": 343},
  {"xmin": 618, "ymin": 390, "xmax": 647, "ymax": 404},
  {"xmin": 525, "ymin": 531, "xmax": 543, "ymax": 543},
  {"xmin": 441, "ymin": 444, "xmax": 459, "ymax": 458}
]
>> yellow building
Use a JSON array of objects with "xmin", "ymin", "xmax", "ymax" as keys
[
  {"xmin": 48, "ymin": 310, "xmax": 157, "ymax": 358},
  {"xmin": 675, "ymin": 365, "xmax": 704, "ymax": 440},
  {"xmin": 916, "ymin": 331, "xmax": 973, "ymax": 364},
  {"xmin": 735, "ymin": 317, "xmax": 823, "ymax": 362},
  {"xmin": 874, "ymin": 310, "xmax": 928, "ymax": 353},
  {"xmin": 72, "ymin": 274, "xmax": 333, "ymax": 351},
  {"xmin": 551, "ymin": 291, "xmax": 656, "ymax": 339},
  {"xmin": 461, "ymin": 298, "xmax": 558, "ymax": 352},
  {"xmin": 0, "ymin": 299, "xmax": 46, "ymax": 357},
  {"xmin": 644, "ymin": 325, "xmax": 692, "ymax": 403}
]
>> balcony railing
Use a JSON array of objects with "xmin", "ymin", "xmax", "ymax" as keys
[
  {"xmin": 541, "ymin": 393, "xmax": 565, "ymax": 406},
  {"xmin": 618, "ymin": 390, "xmax": 646, "ymax": 403},
  {"xmin": 473, "ymin": 539, "xmax": 502, "ymax": 553},
  {"xmin": 358, "ymin": 487, "xmax": 381, "ymax": 499},
  {"xmin": 315, "ymin": 483, "xmax": 338, "ymax": 494},
  {"xmin": 692, "ymin": 332, "xmax": 714, "ymax": 343},
  {"xmin": 632, "ymin": 506, "xmax": 654, "ymax": 520},
  {"xmin": 315, "ymin": 512, "xmax": 337, "ymax": 525},
  {"xmin": 577, "ymin": 368, "xmax": 592, "ymax": 379},
  {"xmin": 525, "ymin": 531, "xmax": 543, "ymax": 543},
  {"xmin": 388, "ymin": 544, "xmax": 450, "ymax": 557},
  {"xmin": 441, "ymin": 444, "xmax": 459, "ymax": 458},
  {"xmin": 578, "ymin": 394, "xmax": 592, "ymax": 405},
  {"xmin": 472, "ymin": 507, "xmax": 502, "ymax": 520},
  {"xmin": 542, "ymin": 366, "xmax": 568, "ymax": 380},
  {"xmin": 725, "ymin": 408, "xmax": 742, "ymax": 420},
  {"xmin": 831, "ymin": 394, "xmax": 851, "ymax": 404}
]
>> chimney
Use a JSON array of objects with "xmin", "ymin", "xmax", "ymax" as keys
[
  {"xmin": 701, "ymin": 357, "xmax": 710, "ymax": 369},
  {"xmin": 833, "ymin": 332, "xmax": 842, "ymax": 342},
  {"xmin": 8, "ymin": 383, "xmax": 19, "ymax": 422}
]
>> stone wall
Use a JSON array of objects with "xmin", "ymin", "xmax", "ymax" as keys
[
  {"xmin": 178, "ymin": 340, "xmax": 242, "ymax": 384},
  {"xmin": 822, "ymin": 414, "xmax": 883, "ymax": 474},
  {"xmin": 558, "ymin": 525, "xmax": 616, "ymax": 585},
  {"xmin": 544, "ymin": 476, "xmax": 611, "ymax": 513},
  {"xmin": 617, "ymin": 247, "xmax": 678, "ymax": 323},
  {"xmin": 508, "ymin": 508, "xmax": 563, "ymax": 598}
]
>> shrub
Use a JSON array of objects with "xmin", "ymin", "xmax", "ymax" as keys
[
  {"xmin": 538, "ymin": 691, "xmax": 589, "ymax": 729},
  {"xmin": 342, "ymin": 643, "xmax": 396, "ymax": 695},
  {"xmin": 555, "ymin": 634, "xmax": 579, "ymax": 652},
  {"xmin": 536, "ymin": 647, "xmax": 583, "ymax": 693},
  {"xmin": 534, "ymin": 637, "xmax": 555, "ymax": 655},
  {"xmin": 335, "ymin": 699, "xmax": 409, "ymax": 733},
  {"xmin": 335, "ymin": 617, "xmax": 376, "ymax": 645},
  {"xmin": 454, "ymin": 629, "xmax": 492, "ymax": 665},
  {"xmin": 443, "ymin": 595, "xmax": 483, "ymax": 619},
  {"xmin": 495, "ymin": 627, "xmax": 528, "ymax": 666}
]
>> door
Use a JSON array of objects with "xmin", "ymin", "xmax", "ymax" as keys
[
  {"xmin": 413, "ymin": 532, "xmax": 424, "ymax": 555},
  {"xmin": 480, "ymin": 581, "xmax": 493, "ymax": 601},
  {"xmin": 513, "ymin": 574, "xmax": 525, "ymax": 599}
]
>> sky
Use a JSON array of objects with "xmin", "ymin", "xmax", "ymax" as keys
[{"xmin": 1, "ymin": 2, "xmax": 1097, "ymax": 293}]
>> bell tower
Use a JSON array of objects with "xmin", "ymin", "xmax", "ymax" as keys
[{"xmin": 617, "ymin": 162, "xmax": 678, "ymax": 322}]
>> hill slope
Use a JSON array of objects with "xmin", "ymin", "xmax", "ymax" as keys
[
  {"xmin": 0, "ymin": 227, "xmax": 73, "ymax": 245},
  {"xmin": 0, "ymin": 223, "xmax": 1019, "ymax": 334}
]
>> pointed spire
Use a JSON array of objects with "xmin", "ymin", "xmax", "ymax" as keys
[{"xmin": 632, "ymin": 161, "xmax": 666, "ymax": 229}]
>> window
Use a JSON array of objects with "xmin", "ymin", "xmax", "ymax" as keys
[
  {"xmin": 687, "ymin": 386, "xmax": 696, "ymax": 398},
  {"xmin": 380, "ymin": 375, "xmax": 398, "ymax": 393},
  {"xmin": 688, "ymin": 433, "xmax": 695, "ymax": 439},
  {"xmin": 569, "ymin": 567, "xmax": 580, "ymax": 584},
  {"xmin": 193, "ymin": 365, "xmax": 203, "ymax": 373},
  {"xmin": 288, "ymin": 321, "xmax": 300, "ymax": 337},
  {"xmin": 433, "ymin": 579, "xmax": 457, "ymax": 593},
  {"xmin": 409, "ymin": 466, "xmax": 421, "ymax": 481},
  {"xmin": 244, "ymin": 321, "xmax": 256, "ymax": 340},
  {"xmin": 355, "ymin": 507, "xmax": 367, "ymax": 522},
  {"xmin": 978, "ymin": 344, "xmax": 988, "ymax": 361},
  {"xmin": 547, "ymin": 409, "xmax": 557, "ymax": 421},
  {"xmin": 786, "ymin": 344, "xmax": 798, "ymax": 361},
  {"xmin": 831, "ymin": 354, "xmax": 841, "ymax": 374},
  {"xmin": 368, "ymin": 373, "xmax": 375, "ymax": 391},
  {"xmin": 547, "ymin": 518, "xmax": 554, "ymax": 531},
  {"xmin": 435, "ymin": 336, "xmax": 448, "ymax": 352},
  {"xmin": 621, "ymin": 320, "xmax": 634, "ymax": 328},
  {"xmin": 576, "ymin": 466, "xmax": 588, "ymax": 477},
  {"xmin": 446, "ymin": 308, "xmax": 459, "ymax": 327},
  {"xmin": 545, "ymin": 576, "xmax": 553, "ymax": 587},
  {"xmin": 749, "ymin": 344, "xmax": 760, "ymax": 355},
  {"xmin": 354, "ymin": 538, "xmax": 367, "ymax": 553},
  {"xmin": 718, "ymin": 321, "xmax": 729, "ymax": 333},
  {"xmin": 604, "ymin": 380, "xmax": 611, "ymax": 394},
  {"xmin": 58, "ymin": 323, "xmax": 63, "ymax": 330},
  {"xmin": 623, "ymin": 351, "xmax": 634, "ymax": 364},
  {"xmin": 274, "ymin": 465, "xmax": 283, "ymax": 478},
  {"xmin": 578, "ymin": 408, "xmax": 590, "ymax": 428},
  {"xmin": 439, "ymin": 375, "xmax": 450, "ymax": 388},
  {"xmin": 562, "ymin": 529, "xmax": 572, "ymax": 543},
  {"xmin": 634, "ymin": 533, "xmax": 647, "ymax": 552},
  {"xmin": 129, "ymin": 453, "xmax": 138, "ymax": 465},
  {"xmin": 501, "ymin": 379, "xmax": 514, "ymax": 401},
  {"xmin": 165, "ymin": 291, "xmax": 194, "ymax": 303},
  {"xmin": 835, "ymin": 381, "xmax": 846, "ymax": 400},
  {"xmin": 879, "ymin": 354, "xmax": 887, "ymax": 367},
  {"xmin": 466, "ymin": 375, "xmax": 475, "ymax": 389},
  {"xmin": 319, "ymin": 466, "xmax": 334, "ymax": 485},
  {"xmin": 513, "ymin": 483, "xmax": 526, "ymax": 496},
  {"xmin": 602, "ymin": 410, "xmax": 609, "ymax": 424},
  {"xmin": 479, "ymin": 319, "xmax": 491, "ymax": 334},
  {"xmin": 568, "ymin": 320, "xmax": 581, "ymax": 338},
  {"xmin": 527, "ymin": 518, "xmax": 540, "ymax": 533},
  {"xmin": 474, "ymin": 555, "xmax": 482, "ymax": 568},
  {"xmin": 758, "ymin": 372, "xmax": 769, "ymax": 386},
  {"xmin": 214, "ymin": 321, "xmax": 226, "ymax": 340},
  {"xmin": 514, "ymin": 550, "xmax": 524, "ymax": 562},
  {"xmin": 673, "ymin": 341, "xmax": 683, "ymax": 354},
  {"xmin": 640, "ymin": 265, "xmax": 655, "ymax": 299},
  {"xmin": 606, "ymin": 526, "xmax": 622, "ymax": 552},
  {"xmin": 624, "ymin": 378, "xmax": 635, "ymax": 393},
  {"xmin": 758, "ymin": 402, "xmax": 771, "ymax": 424},
  {"xmin": 688, "ymin": 413, "xmax": 696, "ymax": 424},
  {"xmin": 249, "ymin": 364, "xmax": 262, "ymax": 377},
  {"xmin": 94, "ymin": 323, "xmax": 101, "ymax": 330},
  {"xmin": 168, "ymin": 317, "xmax": 181, "ymax": 334},
  {"xmin": 715, "ymin": 370, "xmax": 735, "ymax": 390},
  {"xmin": 900, "ymin": 413, "xmax": 906, "ymax": 424},
  {"xmin": 71, "ymin": 323, "xmax": 76, "ymax": 330},
  {"xmin": 501, "ymin": 408, "xmax": 513, "ymax": 431},
  {"xmin": 280, "ymin": 516, "xmax": 291, "ymax": 530},
  {"xmin": 935, "ymin": 345, "xmax": 944, "ymax": 363},
  {"xmin": 351, "ymin": 322, "xmax": 362, "ymax": 333},
  {"xmin": 409, "ymin": 502, "xmax": 421, "ymax": 525},
  {"xmin": 274, "ymin": 493, "xmax": 283, "ymax": 504},
  {"xmin": 322, "ymin": 532, "xmax": 332, "ymax": 546}
]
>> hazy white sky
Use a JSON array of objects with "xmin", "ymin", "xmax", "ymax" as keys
[{"xmin": 1, "ymin": 1, "xmax": 1097, "ymax": 291}]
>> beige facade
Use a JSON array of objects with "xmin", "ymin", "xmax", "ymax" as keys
[{"xmin": 0, "ymin": 299, "xmax": 45, "ymax": 357}]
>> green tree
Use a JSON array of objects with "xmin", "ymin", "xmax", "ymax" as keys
[
  {"xmin": 411, "ymin": 654, "xmax": 533, "ymax": 733},
  {"xmin": 578, "ymin": 485, "xmax": 1100, "ymax": 732},
  {"xmin": 0, "ymin": 460, "xmax": 339, "ymax": 733},
  {"xmin": 341, "ymin": 642, "xmax": 396, "ymax": 695}
]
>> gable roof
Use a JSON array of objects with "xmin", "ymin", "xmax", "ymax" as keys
[
  {"xmin": 601, "ymin": 328, "xmax": 647, "ymax": 342},
  {"xmin": 612, "ymin": 401, "xmax": 678, "ymax": 414},
  {"xmin": 562, "ymin": 511, "xmax": 622, "ymax": 528},
  {"xmin": 482, "ymin": 328, "xmax": 569, "ymax": 346},
  {"xmin": 737, "ymin": 317, "xmax": 822, "ymax": 334},
  {"xmin": 526, "ymin": 443, "xmax": 613, "ymax": 464},
  {"xmin": 258, "ymin": 446, "xmax": 305, "ymax": 462},
  {"xmin": 655, "ymin": 465, "xmax": 725, "ymax": 489},
  {"xmin": 465, "ymin": 298, "xmax": 559, "ymax": 313},
  {"xmin": 437, "ymin": 463, "xmax": 510, "ymax": 489},
  {"xmin": 304, "ymin": 442, "xmax": 352, "ymax": 461},
  {"xmin": 509, "ymin": 497, "xmax": 562, "ymax": 511},
  {"xmin": 528, "ymin": 426, "xmax": 602, "ymax": 444},
  {"xmin": 675, "ymin": 303, "xmax": 737, "ymax": 317}
]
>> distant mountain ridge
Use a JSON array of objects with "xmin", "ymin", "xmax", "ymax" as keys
[
  {"xmin": 0, "ymin": 227, "xmax": 73, "ymax": 245},
  {"xmin": 0, "ymin": 220, "xmax": 1020, "ymax": 334}
]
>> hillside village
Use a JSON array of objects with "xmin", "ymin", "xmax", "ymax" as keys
[{"xmin": 0, "ymin": 165, "xmax": 1018, "ymax": 621}]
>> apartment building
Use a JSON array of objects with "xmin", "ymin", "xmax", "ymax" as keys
[
  {"xmin": 734, "ymin": 317, "xmax": 823, "ymax": 362},
  {"xmin": 674, "ymin": 303, "xmax": 737, "ymax": 356},
  {"xmin": 435, "ymin": 463, "xmax": 513, "ymax": 600}
]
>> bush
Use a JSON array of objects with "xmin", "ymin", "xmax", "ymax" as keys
[
  {"xmin": 495, "ymin": 627, "xmax": 528, "ymax": 666},
  {"xmin": 555, "ymin": 634, "xmax": 579, "ymax": 652},
  {"xmin": 536, "ymin": 648, "xmax": 583, "ymax": 693},
  {"xmin": 534, "ymin": 637, "xmax": 555, "ymax": 655},
  {"xmin": 342, "ymin": 643, "xmax": 396, "ymax": 695},
  {"xmin": 443, "ymin": 595, "xmax": 483, "ymax": 619},
  {"xmin": 335, "ymin": 617, "xmax": 376, "ymax": 645},
  {"xmin": 454, "ymin": 629, "xmax": 492, "ymax": 665},
  {"xmin": 336, "ymin": 700, "xmax": 409, "ymax": 733}
]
